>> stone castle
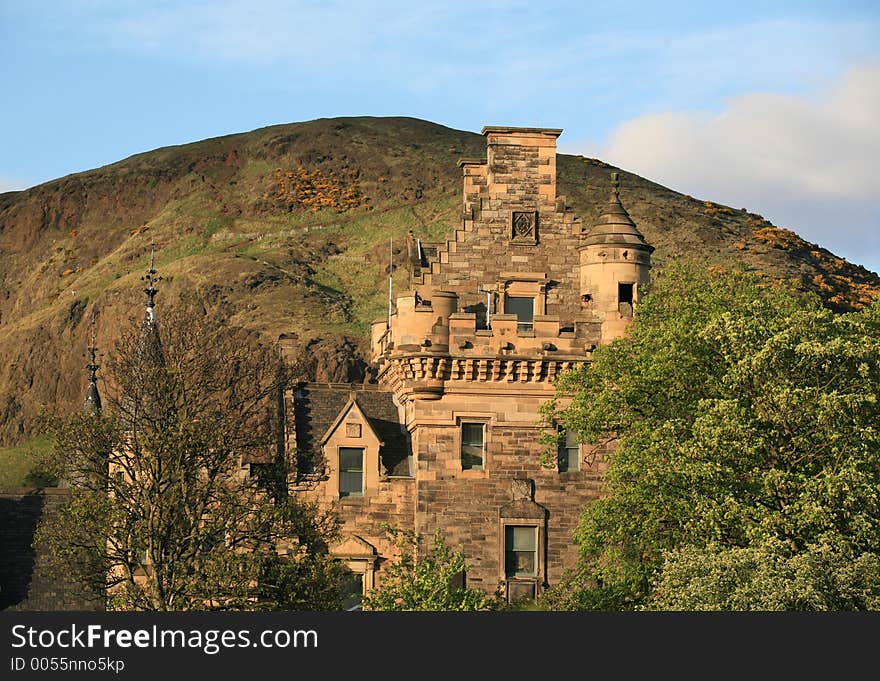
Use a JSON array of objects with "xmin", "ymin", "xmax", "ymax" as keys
[
  {"xmin": 290, "ymin": 126, "xmax": 654, "ymax": 605},
  {"xmin": 0, "ymin": 125, "xmax": 653, "ymax": 610}
]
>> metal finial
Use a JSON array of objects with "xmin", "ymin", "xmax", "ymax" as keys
[
  {"xmin": 610, "ymin": 171, "xmax": 620, "ymax": 201},
  {"xmin": 141, "ymin": 246, "xmax": 162, "ymax": 310},
  {"xmin": 86, "ymin": 317, "xmax": 99, "ymax": 383}
]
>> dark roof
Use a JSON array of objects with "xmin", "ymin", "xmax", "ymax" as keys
[
  {"xmin": 293, "ymin": 383, "xmax": 412, "ymax": 477},
  {"xmin": 137, "ymin": 310, "xmax": 165, "ymax": 367},
  {"xmin": 83, "ymin": 381, "xmax": 101, "ymax": 414}
]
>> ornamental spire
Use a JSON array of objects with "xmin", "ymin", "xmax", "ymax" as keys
[
  {"xmin": 83, "ymin": 316, "xmax": 102, "ymax": 414},
  {"xmin": 137, "ymin": 243, "xmax": 164, "ymax": 367},
  {"xmin": 142, "ymin": 242, "xmax": 161, "ymax": 324}
]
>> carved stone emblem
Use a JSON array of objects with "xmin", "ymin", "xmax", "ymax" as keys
[
  {"xmin": 511, "ymin": 211, "xmax": 538, "ymax": 244},
  {"xmin": 512, "ymin": 478, "xmax": 534, "ymax": 501}
]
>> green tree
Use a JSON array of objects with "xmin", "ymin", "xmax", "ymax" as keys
[
  {"xmin": 361, "ymin": 526, "xmax": 501, "ymax": 611},
  {"xmin": 541, "ymin": 261, "xmax": 880, "ymax": 610},
  {"xmin": 37, "ymin": 305, "xmax": 346, "ymax": 611}
]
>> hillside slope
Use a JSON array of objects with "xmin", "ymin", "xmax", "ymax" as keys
[{"xmin": 1, "ymin": 116, "xmax": 877, "ymax": 447}]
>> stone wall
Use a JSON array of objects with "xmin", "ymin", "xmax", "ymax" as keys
[
  {"xmin": 295, "ymin": 475, "xmax": 416, "ymax": 581},
  {"xmin": 410, "ymin": 390, "xmax": 607, "ymax": 594},
  {"xmin": 422, "ymin": 128, "xmax": 588, "ymax": 331},
  {"xmin": 0, "ymin": 488, "xmax": 104, "ymax": 611},
  {"xmin": 299, "ymin": 127, "xmax": 646, "ymax": 603}
]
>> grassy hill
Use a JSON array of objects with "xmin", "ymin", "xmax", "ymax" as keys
[{"xmin": 1, "ymin": 115, "xmax": 877, "ymax": 468}]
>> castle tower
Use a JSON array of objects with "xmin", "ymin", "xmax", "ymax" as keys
[
  {"xmin": 297, "ymin": 128, "xmax": 655, "ymax": 606},
  {"xmin": 579, "ymin": 171, "xmax": 654, "ymax": 341}
]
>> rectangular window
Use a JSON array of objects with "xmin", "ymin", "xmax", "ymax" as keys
[
  {"xmin": 618, "ymin": 283, "xmax": 634, "ymax": 317},
  {"xmin": 558, "ymin": 428, "xmax": 581, "ymax": 472},
  {"xmin": 342, "ymin": 571, "xmax": 364, "ymax": 611},
  {"xmin": 505, "ymin": 526, "xmax": 537, "ymax": 578},
  {"xmin": 505, "ymin": 296, "xmax": 534, "ymax": 333},
  {"xmin": 461, "ymin": 422, "xmax": 485, "ymax": 470},
  {"xmin": 339, "ymin": 447, "xmax": 364, "ymax": 497}
]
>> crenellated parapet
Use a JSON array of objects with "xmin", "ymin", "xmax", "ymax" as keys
[{"xmin": 370, "ymin": 285, "xmax": 595, "ymax": 404}]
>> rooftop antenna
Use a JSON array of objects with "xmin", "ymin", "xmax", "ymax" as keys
[
  {"xmin": 407, "ymin": 231, "xmax": 413, "ymax": 290},
  {"xmin": 388, "ymin": 236, "xmax": 393, "ymax": 328},
  {"xmin": 86, "ymin": 315, "xmax": 99, "ymax": 380},
  {"xmin": 478, "ymin": 285, "xmax": 493, "ymax": 329},
  {"xmin": 88, "ymin": 313, "xmax": 97, "ymax": 349}
]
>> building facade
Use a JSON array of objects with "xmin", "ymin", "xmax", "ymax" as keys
[{"xmin": 290, "ymin": 126, "xmax": 654, "ymax": 604}]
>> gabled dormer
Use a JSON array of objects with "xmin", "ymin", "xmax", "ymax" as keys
[
  {"xmin": 289, "ymin": 384, "xmax": 413, "ymax": 494},
  {"xmin": 320, "ymin": 396, "xmax": 385, "ymax": 499}
]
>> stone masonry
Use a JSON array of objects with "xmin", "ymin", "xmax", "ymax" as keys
[{"xmin": 293, "ymin": 126, "xmax": 653, "ymax": 603}]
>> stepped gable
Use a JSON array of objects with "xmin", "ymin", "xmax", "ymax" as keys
[
  {"xmin": 414, "ymin": 126, "xmax": 585, "ymax": 329},
  {"xmin": 292, "ymin": 383, "xmax": 411, "ymax": 477}
]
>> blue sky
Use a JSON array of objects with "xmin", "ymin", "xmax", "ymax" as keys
[{"xmin": 2, "ymin": 1, "xmax": 878, "ymax": 273}]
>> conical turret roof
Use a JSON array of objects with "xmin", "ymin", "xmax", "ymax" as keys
[{"xmin": 582, "ymin": 171, "xmax": 654, "ymax": 251}]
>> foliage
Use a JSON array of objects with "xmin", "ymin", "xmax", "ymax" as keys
[
  {"xmin": 0, "ymin": 434, "xmax": 56, "ymax": 489},
  {"xmin": 650, "ymin": 540, "xmax": 880, "ymax": 611},
  {"xmin": 750, "ymin": 220, "xmax": 880, "ymax": 310},
  {"xmin": 36, "ymin": 305, "xmax": 346, "ymax": 611},
  {"xmin": 541, "ymin": 260, "xmax": 880, "ymax": 610},
  {"xmin": 270, "ymin": 167, "xmax": 364, "ymax": 213},
  {"xmin": 361, "ymin": 526, "xmax": 501, "ymax": 611}
]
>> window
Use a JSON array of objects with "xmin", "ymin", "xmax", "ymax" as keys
[
  {"xmin": 339, "ymin": 447, "xmax": 364, "ymax": 497},
  {"xmin": 618, "ymin": 283, "xmax": 634, "ymax": 317},
  {"xmin": 342, "ymin": 571, "xmax": 364, "ymax": 611},
  {"xmin": 505, "ymin": 526, "xmax": 537, "ymax": 578},
  {"xmin": 461, "ymin": 422, "xmax": 485, "ymax": 470},
  {"xmin": 505, "ymin": 296, "xmax": 534, "ymax": 333},
  {"xmin": 558, "ymin": 428, "xmax": 580, "ymax": 472}
]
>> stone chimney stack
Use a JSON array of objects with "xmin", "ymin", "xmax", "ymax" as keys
[{"xmin": 482, "ymin": 126, "xmax": 562, "ymax": 209}]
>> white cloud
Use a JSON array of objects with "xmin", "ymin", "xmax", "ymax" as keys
[
  {"xmin": 593, "ymin": 63, "xmax": 880, "ymax": 274},
  {"xmin": 0, "ymin": 178, "xmax": 30, "ymax": 193}
]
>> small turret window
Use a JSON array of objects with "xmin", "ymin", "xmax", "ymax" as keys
[{"xmin": 618, "ymin": 283, "xmax": 634, "ymax": 318}]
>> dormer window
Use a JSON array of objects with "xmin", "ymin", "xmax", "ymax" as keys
[
  {"xmin": 500, "ymin": 274, "xmax": 547, "ymax": 333},
  {"xmin": 339, "ymin": 447, "xmax": 364, "ymax": 497},
  {"xmin": 505, "ymin": 296, "xmax": 534, "ymax": 333}
]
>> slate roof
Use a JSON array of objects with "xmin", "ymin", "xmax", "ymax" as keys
[
  {"xmin": 582, "ymin": 171, "xmax": 654, "ymax": 251},
  {"xmin": 292, "ymin": 383, "xmax": 412, "ymax": 477}
]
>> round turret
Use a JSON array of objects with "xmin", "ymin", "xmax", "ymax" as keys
[{"xmin": 579, "ymin": 171, "xmax": 654, "ymax": 342}]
